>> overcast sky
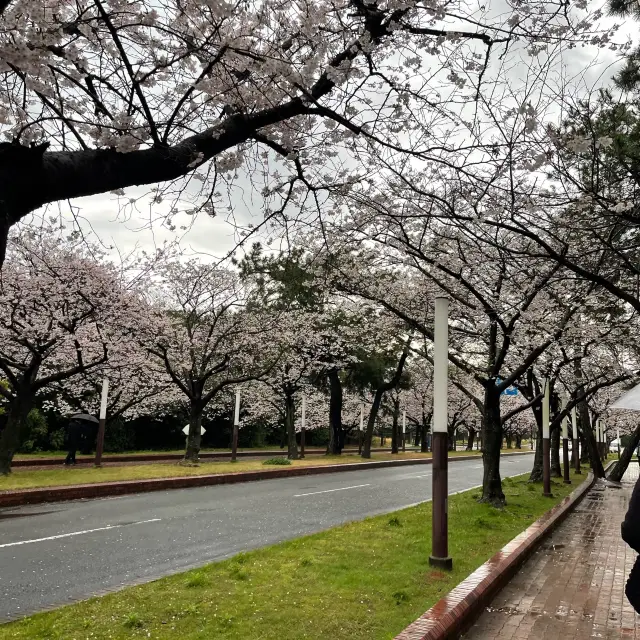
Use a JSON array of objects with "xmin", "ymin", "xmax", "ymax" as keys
[{"xmin": 43, "ymin": 9, "xmax": 637, "ymax": 265}]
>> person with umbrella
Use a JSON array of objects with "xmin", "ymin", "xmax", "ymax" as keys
[{"xmin": 65, "ymin": 413, "xmax": 98, "ymax": 465}]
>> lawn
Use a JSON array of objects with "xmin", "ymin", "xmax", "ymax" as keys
[
  {"xmin": 0, "ymin": 470, "xmax": 580, "ymax": 640},
  {"xmin": 0, "ymin": 450, "xmax": 497, "ymax": 491}
]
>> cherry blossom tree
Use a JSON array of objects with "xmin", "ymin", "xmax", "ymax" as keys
[
  {"xmin": 0, "ymin": 0, "xmax": 614, "ymax": 264},
  {"xmin": 0, "ymin": 223, "xmax": 137, "ymax": 473},
  {"xmin": 137, "ymin": 259, "xmax": 278, "ymax": 463}
]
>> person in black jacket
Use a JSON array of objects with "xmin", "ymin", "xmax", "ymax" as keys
[
  {"xmin": 64, "ymin": 419, "xmax": 82, "ymax": 465},
  {"xmin": 622, "ymin": 477, "xmax": 640, "ymax": 612}
]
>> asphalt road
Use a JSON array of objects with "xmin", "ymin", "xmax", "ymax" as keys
[{"xmin": 0, "ymin": 454, "xmax": 533, "ymax": 621}]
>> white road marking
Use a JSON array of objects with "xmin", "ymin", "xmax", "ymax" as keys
[
  {"xmin": 294, "ymin": 484, "xmax": 370, "ymax": 497},
  {"xmin": 0, "ymin": 518, "xmax": 161, "ymax": 549},
  {"xmin": 408, "ymin": 474, "xmax": 431, "ymax": 479}
]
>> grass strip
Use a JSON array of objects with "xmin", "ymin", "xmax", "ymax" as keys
[
  {"xmin": 0, "ymin": 469, "xmax": 580, "ymax": 640},
  {"xmin": 0, "ymin": 451, "xmax": 491, "ymax": 491}
]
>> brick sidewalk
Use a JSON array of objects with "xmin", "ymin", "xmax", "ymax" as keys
[{"xmin": 464, "ymin": 466, "xmax": 640, "ymax": 639}]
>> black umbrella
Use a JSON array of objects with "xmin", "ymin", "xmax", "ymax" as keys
[{"xmin": 70, "ymin": 413, "xmax": 99, "ymax": 424}]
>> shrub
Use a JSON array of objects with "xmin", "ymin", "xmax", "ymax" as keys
[
  {"xmin": 185, "ymin": 572, "xmax": 208, "ymax": 588},
  {"xmin": 17, "ymin": 409, "xmax": 48, "ymax": 453},
  {"xmin": 262, "ymin": 457, "xmax": 291, "ymax": 466},
  {"xmin": 123, "ymin": 613, "xmax": 144, "ymax": 628}
]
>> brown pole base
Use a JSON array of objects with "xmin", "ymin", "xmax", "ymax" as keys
[
  {"xmin": 95, "ymin": 417, "xmax": 106, "ymax": 467},
  {"xmin": 543, "ymin": 437, "xmax": 551, "ymax": 497},
  {"xmin": 431, "ymin": 431, "xmax": 450, "ymax": 567},
  {"xmin": 231, "ymin": 423, "xmax": 239, "ymax": 463},
  {"xmin": 429, "ymin": 555, "xmax": 453, "ymax": 570},
  {"xmin": 563, "ymin": 438, "xmax": 571, "ymax": 484}
]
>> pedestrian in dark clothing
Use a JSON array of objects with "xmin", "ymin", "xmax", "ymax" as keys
[
  {"xmin": 65, "ymin": 419, "xmax": 82, "ymax": 465},
  {"xmin": 622, "ymin": 476, "xmax": 640, "ymax": 612}
]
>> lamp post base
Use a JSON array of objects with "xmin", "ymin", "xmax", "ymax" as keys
[{"xmin": 429, "ymin": 555, "xmax": 453, "ymax": 571}]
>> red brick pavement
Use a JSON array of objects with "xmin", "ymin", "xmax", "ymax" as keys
[{"xmin": 464, "ymin": 465, "xmax": 640, "ymax": 639}]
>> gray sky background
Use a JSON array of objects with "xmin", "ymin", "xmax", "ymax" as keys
[{"xmin": 38, "ymin": 9, "xmax": 637, "ymax": 265}]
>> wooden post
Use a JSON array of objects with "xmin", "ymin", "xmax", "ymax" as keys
[
  {"xmin": 572, "ymin": 406, "xmax": 581, "ymax": 474},
  {"xmin": 562, "ymin": 394, "xmax": 571, "ymax": 484},
  {"xmin": 94, "ymin": 378, "xmax": 109, "ymax": 467},
  {"xmin": 300, "ymin": 395, "xmax": 306, "ymax": 459},
  {"xmin": 231, "ymin": 389, "xmax": 240, "ymax": 462},
  {"xmin": 429, "ymin": 297, "xmax": 452, "ymax": 570},
  {"xmin": 542, "ymin": 378, "xmax": 552, "ymax": 497}
]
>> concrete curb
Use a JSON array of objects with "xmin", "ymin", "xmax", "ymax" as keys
[
  {"xmin": 11, "ymin": 447, "xmax": 415, "ymax": 468},
  {"xmin": 394, "ymin": 463, "xmax": 612, "ymax": 640},
  {"xmin": 0, "ymin": 452, "xmax": 533, "ymax": 508}
]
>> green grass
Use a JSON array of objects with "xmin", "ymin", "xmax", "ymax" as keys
[
  {"xmin": 1, "ymin": 451, "xmax": 492, "ymax": 491},
  {"xmin": 0, "ymin": 470, "xmax": 579, "ymax": 640}
]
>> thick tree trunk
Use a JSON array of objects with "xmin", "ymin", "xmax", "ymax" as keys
[
  {"xmin": 515, "ymin": 433, "xmax": 522, "ymax": 449},
  {"xmin": 529, "ymin": 405, "xmax": 544, "ymax": 483},
  {"xmin": 480, "ymin": 387, "xmax": 505, "ymax": 507},
  {"xmin": 362, "ymin": 389, "xmax": 384, "ymax": 459},
  {"xmin": 391, "ymin": 398, "xmax": 400, "ymax": 454},
  {"xmin": 467, "ymin": 428, "xmax": 476, "ymax": 451},
  {"xmin": 505, "ymin": 434, "xmax": 513, "ymax": 449},
  {"xmin": 0, "ymin": 392, "xmax": 33, "ymax": 474},
  {"xmin": 608, "ymin": 424, "xmax": 640, "ymax": 482},
  {"xmin": 581, "ymin": 409, "xmax": 604, "ymax": 477},
  {"xmin": 184, "ymin": 402, "xmax": 203, "ymax": 463},
  {"xmin": 327, "ymin": 369, "xmax": 343, "ymax": 455},
  {"xmin": 285, "ymin": 391, "xmax": 298, "ymax": 460},
  {"xmin": 550, "ymin": 424, "xmax": 562, "ymax": 477},
  {"xmin": 421, "ymin": 417, "xmax": 429, "ymax": 452}
]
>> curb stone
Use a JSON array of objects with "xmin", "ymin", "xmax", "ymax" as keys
[
  {"xmin": 394, "ymin": 462, "xmax": 614, "ymax": 640},
  {"xmin": 11, "ymin": 447, "xmax": 407, "ymax": 468},
  {"xmin": 0, "ymin": 452, "xmax": 533, "ymax": 508}
]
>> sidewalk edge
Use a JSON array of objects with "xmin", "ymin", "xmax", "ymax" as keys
[
  {"xmin": 394, "ymin": 463, "xmax": 612, "ymax": 640},
  {"xmin": 0, "ymin": 452, "xmax": 534, "ymax": 508}
]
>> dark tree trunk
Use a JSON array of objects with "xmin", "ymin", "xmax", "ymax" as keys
[
  {"xmin": 327, "ymin": 369, "xmax": 343, "ymax": 455},
  {"xmin": 580, "ymin": 408, "xmax": 604, "ymax": 477},
  {"xmin": 529, "ymin": 404, "xmax": 544, "ymax": 483},
  {"xmin": 0, "ymin": 391, "xmax": 34, "ymax": 474},
  {"xmin": 467, "ymin": 428, "xmax": 476, "ymax": 451},
  {"xmin": 362, "ymin": 389, "xmax": 385, "ymax": 458},
  {"xmin": 608, "ymin": 424, "xmax": 640, "ymax": 482},
  {"xmin": 580, "ymin": 430, "xmax": 590, "ymax": 462},
  {"xmin": 184, "ymin": 401, "xmax": 204, "ymax": 463},
  {"xmin": 550, "ymin": 424, "xmax": 562, "ymax": 477},
  {"xmin": 480, "ymin": 386, "xmax": 505, "ymax": 507},
  {"xmin": 505, "ymin": 434, "xmax": 513, "ymax": 449},
  {"xmin": 515, "ymin": 433, "xmax": 522, "ymax": 449},
  {"xmin": 285, "ymin": 391, "xmax": 298, "ymax": 460},
  {"xmin": 361, "ymin": 343, "xmax": 410, "ymax": 458},
  {"xmin": 421, "ymin": 416, "xmax": 430, "ymax": 452},
  {"xmin": 391, "ymin": 398, "xmax": 400, "ymax": 454},
  {"xmin": 574, "ymin": 351, "xmax": 604, "ymax": 477}
]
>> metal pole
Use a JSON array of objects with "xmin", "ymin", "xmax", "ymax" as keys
[
  {"xmin": 572, "ymin": 406, "xmax": 581, "ymax": 474},
  {"xmin": 300, "ymin": 395, "xmax": 306, "ymax": 459},
  {"xmin": 94, "ymin": 378, "xmax": 109, "ymax": 467},
  {"xmin": 358, "ymin": 405, "xmax": 364, "ymax": 455},
  {"xmin": 562, "ymin": 394, "xmax": 571, "ymax": 484},
  {"xmin": 430, "ymin": 296, "xmax": 452, "ymax": 570},
  {"xmin": 542, "ymin": 378, "xmax": 552, "ymax": 497},
  {"xmin": 618, "ymin": 427, "xmax": 621, "ymax": 460},
  {"xmin": 231, "ymin": 389, "xmax": 240, "ymax": 462},
  {"xmin": 402, "ymin": 410, "xmax": 406, "ymax": 453}
]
